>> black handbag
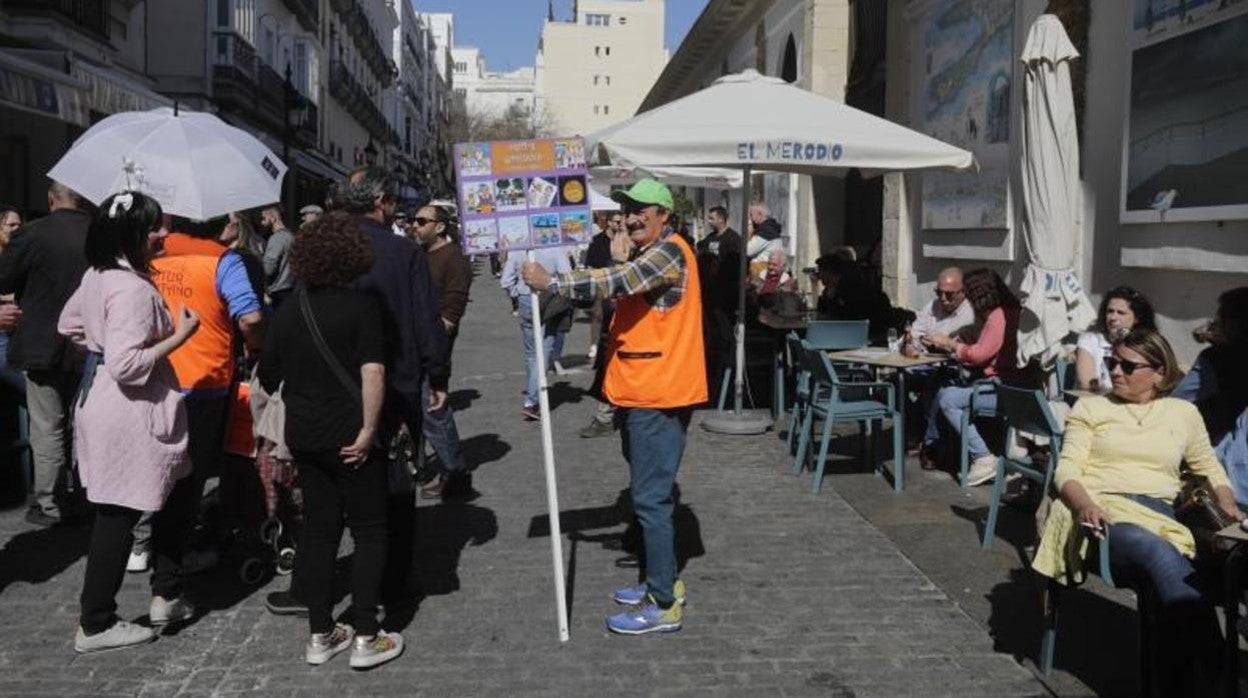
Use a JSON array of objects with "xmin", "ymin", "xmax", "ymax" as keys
[{"xmin": 1174, "ymin": 472, "xmax": 1237, "ymax": 557}]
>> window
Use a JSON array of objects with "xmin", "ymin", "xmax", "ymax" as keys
[
  {"xmin": 604, "ymin": 105, "xmax": 609, "ymax": 115},
  {"xmin": 593, "ymin": 75, "xmax": 599, "ymax": 85},
  {"xmin": 586, "ymin": 13, "xmax": 610, "ymax": 26},
  {"xmin": 454, "ymin": 61, "xmax": 467, "ymax": 73},
  {"xmin": 594, "ymin": 46, "xmax": 600, "ymax": 57},
  {"xmin": 605, "ymin": 75, "xmax": 611, "ymax": 86},
  {"xmin": 618, "ymin": 16, "xmax": 627, "ymax": 25},
  {"xmin": 605, "ymin": 46, "xmax": 611, "ymax": 56},
  {"xmin": 593, "ymin": 105, "xmax": 599, "ymax": 115},
  {"xmin": 262, "ymin": 26, "xmax": 275, "ymax": 67}
]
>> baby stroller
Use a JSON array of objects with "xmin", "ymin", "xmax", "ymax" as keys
[{"xmin": 225, "ymin": 377, "xmax": 302, "ymax": 585}]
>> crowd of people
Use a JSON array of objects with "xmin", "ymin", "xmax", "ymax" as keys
[{"xmin": 2, "ymin": 169, "xmax": 1247, "ymax": 686}]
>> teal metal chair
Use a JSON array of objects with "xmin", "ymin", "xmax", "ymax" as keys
[
  {"xmin": 958, "ymin": 380, "xmax": 999, "ymax": 487},
  {"xmin": 784, "ymin": 332, "xmax": 811, "ymax": 453},
  {"xmin": 981, "ymin": 386, "xmax": 1063, "ymax": 549},
  {"xmin": 1039, "ymin": 530, "xmax": 1117, "ymax": 676},
  {"xmin": 792, "ymin": 340, "xmax": 903, "ymax": 492}
]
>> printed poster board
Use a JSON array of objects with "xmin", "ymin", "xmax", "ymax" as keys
[{"xmin": 453, "ymin": 137, "xmax": 592, "ymax": 254}]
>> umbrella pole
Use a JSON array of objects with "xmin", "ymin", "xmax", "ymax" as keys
[
  {"xmin": 700, "ymin": 165, "xmax": 770, "ymax": 436},
  {"xmin": 733, "ymin": 165, "xmax": 751, "ymax": 415}
]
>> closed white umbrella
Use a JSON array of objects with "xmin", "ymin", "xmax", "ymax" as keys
[
  {"xmin": 1016, "ymin": 15, "xmax": 1096, "ymax": 366},
  {"xmin": 48, "ymin": 106, "xmax": 287, "ymax": 220},
  {"xmin": 585, "ymin": 70, "xmax": 975, "ymax": 433}
]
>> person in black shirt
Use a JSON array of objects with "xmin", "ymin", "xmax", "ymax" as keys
[
  {"xmin": 696, "ymin": 206, "xmax": 742, "ymax": 404},
  {"xmin": 258, "ymin": 211, "xmax": 403, "ymax": 669}
]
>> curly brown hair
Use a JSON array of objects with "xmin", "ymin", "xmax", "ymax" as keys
[
  {"xmin": 963, "ymin": 268, "xmax": 1019, "ymax": 317},
  {"xmin": 289, "ymin": 211, "xmax": 373, "ymax": 287}
]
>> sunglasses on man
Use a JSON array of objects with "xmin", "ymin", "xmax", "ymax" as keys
[
  {"xmin": 413, "ymin": 217, "xmax": 437, "ymax": 226},
  {"xmin": 1103, "ymin": 355, "xmax": 1157, "ymax": 376}
]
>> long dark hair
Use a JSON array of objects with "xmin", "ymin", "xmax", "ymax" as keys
[
  {"xmin": 1097, "ymin": 286, "xmax": 1156, "ymax": 336},
  {"xmin": 963, "ymin": 268, "xmax": 1019, "ymax": 318},
  {"xmin": 85, "ymin": 192, "xmax": 162, "ymax": 274}
]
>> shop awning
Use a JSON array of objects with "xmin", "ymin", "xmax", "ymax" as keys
[
  {"xmin": 0, "ymin": 49, "xmax": 87, "ymax": 126},
  {"xmin": 70, "ymin": 58, "xmax": 173, "ymax": 115},
  {"xmin": 294, "ymin": 149, "xmax": 348, "ymax": 183}
]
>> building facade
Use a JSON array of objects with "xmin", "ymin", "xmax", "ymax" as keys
[
  {"xmin": 534, "ymin": 0, "xmax": 669, "ymax": 136},
  {"xmin": 0, "ymin": 0, "xmax": 173, "ymax": 212},
  {"xmin": 421, "ymin": 12, "xmax": 454, "ymax": 193},
  {"xmin": 451, "ymin": 46, "xmax": 535, "ymax": 124}
]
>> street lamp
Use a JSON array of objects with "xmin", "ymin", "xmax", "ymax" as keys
[
  {"xmin": 282, "ymin": 63, "xmax": 308, "ymax": 214},
  {"xmin": 363, "ymin": 138, "xmax": 378, "ymax": 165}
]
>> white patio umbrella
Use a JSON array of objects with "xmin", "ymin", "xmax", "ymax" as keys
[
  {"xmin": 1016, "ymin": 15, "xmax": 1096, "ymax": 366},
  {"xmin": 589, "ymin": 187, "xmax": 619, "ymax": 211},
  {"xmin": 584, "ymin": 69, "xmax": 975, "ymax": 433},
  {"xmin": 48, "ymin": 106, "xmax": 287, "ymax": 220}
]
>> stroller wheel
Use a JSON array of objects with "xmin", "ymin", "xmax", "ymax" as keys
[
  {"xmin": 259, "ymin": 519, "xmax": 283, "ymax": 547},
  {"xmin": 240, "ymin": 557, "xmax": 268, "ymax": 585},
  {"xmin": 276, "ymin": 547, "xmax": 297, "ymax": 575}
]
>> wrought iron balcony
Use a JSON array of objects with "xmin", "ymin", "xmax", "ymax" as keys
[
  {"xmin": 6, "ymin": 0, "xmax": 109, "ymax": 40},
  {"xmin": 329, "ymin": 60, "xmax": 389, "ymax": 142},
  {"xmin": 211, "ymin": 32, "xmax": 259, "ymax": 115},
  {"xmin": 282, "ymin": 0, "xmax": 319, "ymax": 33}
]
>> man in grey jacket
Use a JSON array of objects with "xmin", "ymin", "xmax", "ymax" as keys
[{"xmin": 259, "ymin": 205, "xmax": 295, "ymax": 307}]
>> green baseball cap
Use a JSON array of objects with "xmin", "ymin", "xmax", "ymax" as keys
[{"xmin": 611, "ymin": 178, "xmax": 674, "ymax": 211}]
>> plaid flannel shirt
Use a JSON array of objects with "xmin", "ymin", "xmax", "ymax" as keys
[{"xmin": 548, "ymin": 233, "xmax": 688, "ymax": 310}]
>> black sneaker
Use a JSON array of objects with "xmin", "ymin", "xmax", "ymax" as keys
[
  {"xmin": 579, "ymin": 419, "xmax": 615, "ymax": 439},
  {"xmin": 265, "ymin": 590, "xmax": 308, "ymax": 616},
  {"xmin": 25, "ymin": 506, "xmax": 60, "ymax": 528}
]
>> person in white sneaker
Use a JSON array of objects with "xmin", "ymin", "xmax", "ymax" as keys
[
  {"xmin": 57, "ymin": 192, "xmax": 201, "ymax": 653},
  {"xmin": 920, "ymin": 269, "xmax": 1027, "ymax": 486}
]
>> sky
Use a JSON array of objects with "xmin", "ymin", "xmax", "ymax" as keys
[{"xmin": 414, "ymin": 0, "xmax": 709, "ymax": 72}]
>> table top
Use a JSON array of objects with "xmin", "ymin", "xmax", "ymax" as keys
[{"xmin": 827, "ymin": 348, "xmax": 952, "ymax": 369}]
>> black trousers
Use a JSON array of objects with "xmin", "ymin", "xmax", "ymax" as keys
[
  {"xmin": 292, "ymin": 449, "xmax": 388, "ymax": 636},
  {"xmin": 79, "ymin": 474, "xmax": 198, "ymax": 634}
]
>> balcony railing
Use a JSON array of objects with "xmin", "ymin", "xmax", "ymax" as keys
[
  {"xmin": 329, "ymin": 60, "xmax": 389, "ymax": 142},
  {"xmin": 6, "ymin": 0, "xmax": 109, "ymax": 40},
  {"xmin": 212, "ymin": 32, "xmax": 318, "ymax": 145},
  {"xmin": 340, "ymin": 0, "xmax": 394, "ymax": 88},
  {"xmin": 282, "ymin": 0, "xmax": 319, "ymax": 33}
]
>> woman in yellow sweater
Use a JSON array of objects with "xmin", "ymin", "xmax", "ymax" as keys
[{"xmin": 1035, "ymin": 328, "xmax": 1242, "ymax": 694}]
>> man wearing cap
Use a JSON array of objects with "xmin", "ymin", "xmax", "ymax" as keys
[
  {"xmin": 522, "ymin": 178, "xmax": 706, "ymax": 635},
  {"xmin": 298, "ymin": 205, "xmax": 322, "ymax": 230}
]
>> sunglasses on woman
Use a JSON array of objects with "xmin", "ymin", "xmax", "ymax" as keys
[{"xmin": 1103, "ymin": 355, "xmax": 1157, "ymax": 376}]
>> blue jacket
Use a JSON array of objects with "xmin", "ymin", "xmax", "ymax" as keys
[{"xmin": 352, "ymin": 216, "xmax": 449, "ymax": 392}]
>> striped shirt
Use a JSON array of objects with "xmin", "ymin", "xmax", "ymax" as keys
[{"xmin": 549, "ymin": 232, "xmax": 688, "ymax": 311}]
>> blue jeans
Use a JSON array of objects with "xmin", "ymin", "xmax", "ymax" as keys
[
  {"xmin": 518, "ymin": 311, "xmax": 556, "ymax": 408},
  {"xmin": 924, "ymin": 382, "xmax": 998, "ymax": 459},
  {"xmin": 420, "ymin": 377, "xmax": 465, "ymax": 475},
  {"xmin": 1105, "ymin": 495, "xmax": 1223, "ymax": 691},
  {"xmin": 620, "ymin": 407, "xmax": 691, "ymax": 607}
]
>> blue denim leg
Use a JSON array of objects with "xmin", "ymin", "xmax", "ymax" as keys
[
  {"xmin": 1106, "ymin": 497, "xmax": 1204, "ymax": 608},
  {"xmin": 922, "ymin": 381, "xmax": 943, "ymax": 447},
  {"xmin": 420, "ymin": 378, "xmax": 465, "ymax": 474},
  {"xmin": 519, "ymin": 312, "xmax": 557, "ymax": 407},
  {"xmin": 937, "ymin": 385, "xmax": 995, "ymax": 459},
  {"xmin": 621, "ymin": 408, "xmax": 690, "ymax": 607}
]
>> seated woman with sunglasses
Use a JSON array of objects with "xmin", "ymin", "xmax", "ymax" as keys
[
  {"xmin": 1034, "ymin": 328, "xmax": 1243, "ymax": 694},
  {"xmin": 1074, "ymin": 285, "xmax": 1156, "ymax": 391}
]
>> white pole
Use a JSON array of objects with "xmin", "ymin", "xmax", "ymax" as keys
[
  {"xmin": 527, "ymin": 249, "xmax": 570, "ymax": 643},
  {"xmin": 733, "ymin": 165, "xmax": 752, "ymax": 414}
]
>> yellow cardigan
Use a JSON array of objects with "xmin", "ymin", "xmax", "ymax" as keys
[{"xmin": 1032, "ymin": 396, "xmax": 1229, "ymax": 585}]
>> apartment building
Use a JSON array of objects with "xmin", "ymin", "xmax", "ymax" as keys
[
  {"xmin": 534, "ymin": 0, "xmax": 668, "ymax": 136},
  {"xmin": 451, "ymin": 46, "xmax": 535, "ymax": 121}
]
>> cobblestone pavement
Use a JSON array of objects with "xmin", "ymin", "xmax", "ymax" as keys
[{"xmin": 0, "ymin": 265, "xmax": 1049, "ymax": 697}]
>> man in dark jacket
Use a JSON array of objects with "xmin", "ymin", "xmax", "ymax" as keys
[{"xmin": 0, "ymin": 182, "xmax": 89, "ymax": 526}]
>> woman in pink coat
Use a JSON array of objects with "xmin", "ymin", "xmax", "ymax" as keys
[{"xmin": 58, "ymin": 191, "xmax": 201, "ymax": 653}]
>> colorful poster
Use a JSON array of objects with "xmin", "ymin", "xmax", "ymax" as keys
[
  {"xmin": 454, "ymin": 137, "xmax": 592, "ymax": 254},
  {"xmin": 914, "ymin": 0, "xmax": 1013, "ymax": 230}
]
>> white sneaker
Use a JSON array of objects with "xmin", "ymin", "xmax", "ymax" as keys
[
  {"xmin": 552, "ymin": 360, "xmax": 568, "ymax": 375},
  {"xmin": 306, "ymin": 623, "xmax": 354, "ymax": 665},
  {"xmin": 966, "ymin": 454, "xmax": 999, "ymax": 487},
  {"xmin": 349, "ymin": 630, "xmax": 404, "ymax": 669},
  {"xmin": 587, "ymin": 344, "xmax": 598, "ymax": 360},
  {"xmin": 149, "ymin": 595, "xmax": 195, "ymax": 625},
  {"xmin": 74, "ymin": 621, "xmax": 155, "ymax": 653},
  {"xmin": 126, "ymin": 550, "xmax": 150, "ymax": 573}
]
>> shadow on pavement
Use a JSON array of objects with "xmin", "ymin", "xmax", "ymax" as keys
[
  {"xmin": 546, "ymin": 381, "xmax": 586, "ymax": 410},
  {"xmin": 448, "ymin": 388, "xmax": 481, "ymax": 412},
  {"xmin": 0, "ymin": 522, "xmax": 90, "ymax": 594},
  {"xmin": 460, "ymin": 433, "xmax": 511, "ymax": 471}
]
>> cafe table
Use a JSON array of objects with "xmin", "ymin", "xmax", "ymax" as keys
[{"xmin": 826, "ymin": 348, "xmax": 953, "ymax": 463}]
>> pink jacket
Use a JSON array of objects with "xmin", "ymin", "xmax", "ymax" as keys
[
  {"xmin": 956, "ymin": 306, "xmax": 1024, "ymax": 382},
  {"xmin": 59, "ymin": 267, "xmax": 191, "ymax": 511}
]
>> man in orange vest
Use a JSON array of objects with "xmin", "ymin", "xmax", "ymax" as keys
[
  {"xmin": 150, "ymin": 216, "xmax": 264, "ymax": 567},
  {"xmin": 523, "ymin": 178, "xmax": 706, "ymax": 635}
]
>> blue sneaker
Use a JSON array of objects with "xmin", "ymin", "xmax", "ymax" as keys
[
  {"xmin": 606, "ymin": 596, "xmax": 683, "ymax": 635},
  {"xmin": 612, "ymin": 579, "xmax": 687, "ymax": 606}
]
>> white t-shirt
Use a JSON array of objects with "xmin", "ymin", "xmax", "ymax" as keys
[{"xmin": 1076, "ymin": 331, "xmax": 1113, "ymax": 388}]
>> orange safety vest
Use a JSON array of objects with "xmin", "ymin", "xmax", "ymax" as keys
[
  {"xmin": 604, "ymin": 234, "xmax": 708, "ymax": 409},
  {"xmin": 150, "ymin": 233, "xmax": 234, "ymax": 392}
]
